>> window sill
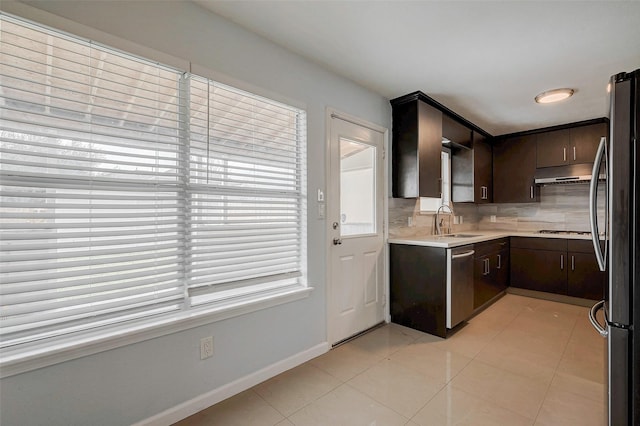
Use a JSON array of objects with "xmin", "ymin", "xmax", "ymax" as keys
[{"xmin": 0, "ymin": 285, "xmax": 313, "ymax": 379}]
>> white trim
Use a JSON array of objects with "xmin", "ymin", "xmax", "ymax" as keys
[
  {"xmin": 324, "ymin": 108, "xmax": 332, "ymax": 344},
  {"xmin": 132, "ymin": 342, "xmax": 329, "ymax": 426},
  {"xmin": 327, "ymin": 108, "xmax": 388, "ymax": 135},
  {"xmin": 0, "ymin": 286, "xmax": 313, "ymax": 379}
]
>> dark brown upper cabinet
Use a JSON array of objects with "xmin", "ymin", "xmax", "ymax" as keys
[
  {"xmin": 493, "ymin": 134, "xmax": 539, "ymax": 203},
  {"xmin": 452, "ymin": 132, "xmax": 493, "ymax": 203},
  {"xmin": 537, "ymin": 123, "xmax": 607, "ymax": 168},
  {"xmin": 571, "ymin": 123, "xmax": 608, "ymax": 164},
  {"xmin": 536, "ymin": 128, "xmax": 570, "ymax": 168},
  {"xmin": 442, "ymin": 115, "xmax": 472, "ymax": 149},
  {"xmin": 391, "ymin": 98, "xmax": 442, "ymax": 198},
  {"xmin": 391, "ymin": 91, "xmax": 491, "ymax": 200}
]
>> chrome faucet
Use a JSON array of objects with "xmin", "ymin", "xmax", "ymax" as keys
[{"xmin": 435, "ymin": 204, "xmax": 454, "ymax": 235}]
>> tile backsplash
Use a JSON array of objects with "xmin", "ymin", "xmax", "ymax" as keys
[
  {"xmin": 388, "ymin": 184, "xmax": 605, "ymax": 238},
  {"xmin": 388, "ymin": 198, "xmax": 479, "ymax": 238}
]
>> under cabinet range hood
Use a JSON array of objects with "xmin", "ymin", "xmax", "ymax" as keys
[{"xmin": 534, "ymin": 163, "xmax": 605, "ymax": 185}]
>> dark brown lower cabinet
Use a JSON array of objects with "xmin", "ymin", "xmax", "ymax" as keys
[
  {"xmin": 511, "ymin": 247, "xmax": 568, "ymax": 294},
  {"xmin": 495, "ymin": 247, "xmax": 510, "ymax": 291},
  {"xmin": 389, "ymin": 243, "xmax": 447, "ymax": 337},
  {"xmin": 473, "ymin": 238, "xmax": 509, "ymax": 309},
  {"xmin": 510, "ymin": 237, "xmax": 606, "ymax": 300},
  {"xmin": 567, "ymin": 240, "xmax": 607, "ymax": 300}
]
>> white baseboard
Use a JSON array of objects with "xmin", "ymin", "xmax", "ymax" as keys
[{"xmin": 133, "ymin": 342, "xmax": 329, "ymax": 426}]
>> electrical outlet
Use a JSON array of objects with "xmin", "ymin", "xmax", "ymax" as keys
[
  {"xmin": 490, "ymin": 215, "xmax": 497, "ymax": 223},
  {"xmin": 407, "ymin": 216, "xmax": 413, "ymax": 227},
  {"xmin": 200, "ymin": 336, "xmax": 213, "ymax": 360}
]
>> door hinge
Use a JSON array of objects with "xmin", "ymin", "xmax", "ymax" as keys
[{"xmin": 382, "ymin": 147, "xmax": 386, "ymax": 160}]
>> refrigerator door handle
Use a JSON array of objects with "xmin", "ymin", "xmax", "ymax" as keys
[
  {"xmin": 589, "ymin": 299, "xmax": 608, "ymax": 337},
  {"xmin": 589, "ymin": 136, "xmax": 607, "ymax": 272}
]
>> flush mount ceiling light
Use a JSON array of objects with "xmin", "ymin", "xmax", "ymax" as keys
[{"xmin": 534, "ymin": 88, "xmax": 575, "ymax": 104}]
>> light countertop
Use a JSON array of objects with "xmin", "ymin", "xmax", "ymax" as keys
[{"xmin": 387, "ymin": 230, "xmax": 597, "ymax": 248}]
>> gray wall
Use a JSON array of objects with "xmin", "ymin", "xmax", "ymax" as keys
[{"xmin": 0, "ymin": 2, "xmax": 391, "ymax": 425}]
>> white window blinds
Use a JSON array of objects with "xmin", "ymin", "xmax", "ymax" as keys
[
  {"xmin": 0, "ymin": 15, "xmax": 307, "ymax": 349},
  {"xmin": 187, "ymin": 77, "xmax": 306, "ymax": 303}
]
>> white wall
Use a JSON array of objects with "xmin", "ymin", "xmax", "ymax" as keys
[{"xmin": 0, "ymin": 2, "xmax": 391, "ymax": 425}]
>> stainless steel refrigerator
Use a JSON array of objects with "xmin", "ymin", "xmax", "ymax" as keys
[{"xmin": 589, "ymin": 68, "xmax": 639, "ymax": 426}]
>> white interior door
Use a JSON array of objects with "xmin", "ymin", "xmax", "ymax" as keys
[{"xmin": 328, "ymin": 113, "xmax": 385, "ymax": 345}]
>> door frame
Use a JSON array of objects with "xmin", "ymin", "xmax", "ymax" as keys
[{"xmin": 324, "ymin": 107, "xmax": 390, "ymax": 345}]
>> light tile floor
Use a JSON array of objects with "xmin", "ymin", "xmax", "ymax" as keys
[{"xmin": 174, "ymin": 294, "xmax": 605, "ymax": 426}]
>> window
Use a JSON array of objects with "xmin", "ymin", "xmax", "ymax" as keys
[{"xmin": 0, "ymin": 15, "xmax": 307, "ymax": 352}]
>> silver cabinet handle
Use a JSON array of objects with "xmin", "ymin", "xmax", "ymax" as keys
[
  {"xmin": 573, "ymin": 146, "xmax": 576, "ymax": 161},
  {"xmin": 480, "ymin": 186, "xmax": 488, "ymax": 200},
  {"xmin": 483, "ymin": 258, "xmax": 490, "ymax": 275},
  {"xmin": 560, "ymin": 254, "xmax": 564, "ymax": 270},
  {"xmin": 530, "ymin": 186, "xmax": 534, "ymax": 199},
  {"xmin": 452, "ymin": 250, "xmax": 475, "ymax": 259},
  {"xmin": 589, "ymin": 300, "xmax": 608, "ymax": 337},
  {"xmin": 563, "ymin": 147, "xmax": 567, "ymax": 162},
  {"xmin": 589, "ymin": 137, "xmax": 607, "ymax": 271},
  {"xmin": 496, "ymin": 254, "xmax": 502, "ymax": 269},
  {"xmin": 332, "ymin": 238, "xmax": 342, "ymax": 245},
  {"xmin": 571, "ymin": 255, "xmax": 575, "ymax": 271}
]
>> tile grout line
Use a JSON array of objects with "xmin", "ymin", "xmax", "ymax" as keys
[
  {"xmin": 530, "ymin": 310, "xmax": 581, "ymax": 424},
  {"xmin": 447, "ymin": 297, "xmax": 558, "ymax": 424},
  {"xmin": 406, "ymin": 297, "xmax": 531, "ymax": 424},
  {"xmin": 283, "ymin": 327, "xmax": 422, "ymax": 424}
]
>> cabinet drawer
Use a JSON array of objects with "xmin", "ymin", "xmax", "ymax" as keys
[
  {"xmin": 567, "ymin": 239, "xmax": 601, "ymax": 254},
  {"xmin": 510, "ymin": 237, "xmax": 567, "ymax": 251},
  {"xmin": 474, "ymin": 238, "xmax": 509, "ymax": 257}
]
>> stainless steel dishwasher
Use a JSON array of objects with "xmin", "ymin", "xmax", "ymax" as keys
[{"xmin": 446, "ymin": 244, "xmax": 475, "ymax": 329}]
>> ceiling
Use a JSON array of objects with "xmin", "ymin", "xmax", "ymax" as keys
[{"xmin": 194, "ymin": 0, "xmax": 640, "ymax": 136}]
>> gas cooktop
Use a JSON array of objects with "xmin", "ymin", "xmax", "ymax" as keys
[{"xmin": 537, "ymin": 230, "xmax": 592, "ymax": 235}]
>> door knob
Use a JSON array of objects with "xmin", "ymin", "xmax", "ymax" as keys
[{"xmin": 333, "ymin": 238, "xmax": 342, "ymax": 245}]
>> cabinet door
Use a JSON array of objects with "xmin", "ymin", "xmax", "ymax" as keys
[
  {"xmin": 571, "ymin": 123, "xmax": 607, "ymax": 164},
  {"xmin": 390, "ymin": 244, "xmax": 447, "ymax": 337},
  {"xmin": 391, "ymin": 100, "xmax": 443, "ymax": 198},
  {"xmin": 495, "ymin": 248, "xmax": 509, "ymax": 290},
  {"xmin": 418, "ymin": 101, "xmax": 443, "ymax": 198},
  {"xmin": 442, "ymin": 114, "xmax": 472, "ymax": 148},
  {"xmin": 473, "ymin": 255, "xmax": 491, "ymax": 309},
  {"xmin": 536, "ymin": 128, "xmax": 570, "ymax": 168},
  {"xmin": 568, "ymin": 251, "xmax": 606, "ymax": 300},
  {"xmin": 510, "ymin": 248, "xmax": 567, "ymax": 294},
  {"xmin": 474, "ymin": 137, "xmax": 493, "ymax": 203},
  {"xmin": 493, "ymin": 135, "xmax": 538, "ymax": 203}
]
